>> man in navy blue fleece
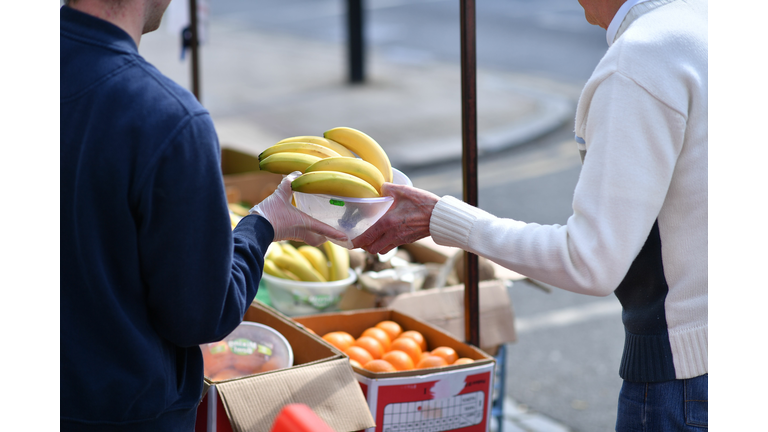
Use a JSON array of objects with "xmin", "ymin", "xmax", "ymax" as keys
[{"xmin": 60, "ymin": 1, "xmax": 346, "ymax": 430}]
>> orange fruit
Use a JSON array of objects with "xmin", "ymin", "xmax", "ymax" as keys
[
  {"xmin": 353, "ymin": 336, "xmax": 385, "ymax": 360},
  {"xmin": 382, "ymin": 350, "xmax": 415, "ymax": 371},
  {"xmin": 211, "ymin": 367, "xmax": 243, "ymax": 381},
  {"xmin": 363, "ymin": 359, "xmax": 397, "ymax": 373},
  {"xmin": 453, "ymin": 358, "xmax": 475, "ymax": 365},
  {"xmin": 344, "ymin": 345, "xmax": 374, "ymax": 366},
  {"xmin": 397, "ymin": 330, "xmax": 428, "ymax": 352},
  {"xmin": 322, "ymin": 331, "xmax": 355, "ymax": 351},
  {"xmin": 259, "ymin": 355, "xmax": 286, "ymax": 373},
  {"xmin": 390, "ymin": 337, "xmax": 422, "ymax": 365},
  {"xmin": 349, "ymin": 359, "xmax": 363, "ymax": 369},
  {"xmin": 201, "ymin": 341, "xmax": 233, "ymax": 377},
  {"xmin": 430, "ymin": 346, "xmax": 459, "ymax": 365},
  {"xmin": 232, "ymin": 352, "xmax": 267, "ymax": 375},
  {"xmin": 361, "ymin": 327, "xmax": 391, "ymax": 352},
  {"xmin": 416, "ymin": 355, "xmax": 449, "ymax": 369},
  {"xmin": 375, "ymin": 320, "xmax": 403, "ymax": 341}
]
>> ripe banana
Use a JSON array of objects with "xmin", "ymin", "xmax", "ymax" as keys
[
  {"xmin": 298, "ymin": 245, "xmax": 331, "ymax": 281},
  {"xmin": 264, "ymin": 258, "xmax": 300, "ymax": 281},
  {"xmin": 271, "ymin": 253, "xmax": 327, "ymax": 282},
  {"xmin": 323, "ymin": 241, "xmax": 350, "ymax": 282},
  {"xmin": 259, "ymin": 152, "xmax": 322, "ymax": 175},
  {"xmin": 291, "ymin": 171, "xmax": 380, "ymax": 199},
  {"xmin": 229, "ymin": 212, "xmax": 242, "ymax": 230},
  {"xmin": 259, "ymin": 142, "xmax": 341, "ymax": 161},
  {"xmin": 228, "ymin": 202, "xmax": 250, "ymax": 217},
  {"xmin": 305, "ymin": 157, "xmax": 385, "ymax": 194},
  {"xmin": 280, "ymin": 242, "xmax": 316, "ymax": 273},
  {"xmin": 266, "ymin": 242, "xmax": 285, "ymax": 261},
  {"xmin": 277, "ymin": 135, "xmax": 357, "ymax": 158},
  {"xmin": 323, "ymin": 127, "xmax": 393, "ymax": 183}
]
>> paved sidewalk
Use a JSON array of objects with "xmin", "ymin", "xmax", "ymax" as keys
[
  {"xmin": 493, "ymin": 398, "xmax": 574, "ymax": 432},
  {"xmin": 139, "ymin": 19, "xmax": 582, "ymax": 170}
]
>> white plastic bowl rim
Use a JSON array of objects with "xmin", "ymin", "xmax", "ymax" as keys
[
  {"xmin": 228, "ymin": 321, "xmax": 294, "ymax": 368},
  {"xmin": 293, "ymin": 191, "xmax": 393, "ymax": 204},
  {"xmin": 261, "ymin": 267, "xmax": 357, "ymax": 289}
]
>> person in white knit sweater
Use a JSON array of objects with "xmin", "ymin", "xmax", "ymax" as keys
[{"xmin": 353, "ymin": 0, "xmax": 707, "ymax": 430}]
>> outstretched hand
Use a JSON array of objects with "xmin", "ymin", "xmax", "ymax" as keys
[
  {"xmin": 249, "ymin": 172, "xmax": 348, "ymax": 247},
  {"xmin": 352, "ymin": 182, "xmax": 440, "ymax": 254}
]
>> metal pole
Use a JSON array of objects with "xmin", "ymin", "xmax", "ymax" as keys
[
  {"xmin": 460, "ymin": 0, "xmax": 480, "ymax": 348},
  {"xmin": 189, "ymin": 0, "xmax": 201, "ymax": 101},
  {"xmin": 347, "ymin": 0, "xmax": 365, "ymax": 84}
]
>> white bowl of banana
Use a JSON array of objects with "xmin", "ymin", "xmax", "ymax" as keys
[
  {"xmin": 258, "ymin": 127, "xmax": 412, "ymax": 249},
  {"xmin": 261, "ymin": 241, "xmax": 357, "ymax": 317}
]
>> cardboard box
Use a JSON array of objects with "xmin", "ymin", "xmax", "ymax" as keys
[
  {"xmin": 387, "ymin": 280, "xmax": 517, "ymax": 356},
  {"xmin": 399, "ymin": 237, "xmax": 526, "ymax": 283},
  {"xmin": 195, "ymin": 301, "xmax": 375, "ymax": 432},
  {"xmin": 221, "ymin": 147, "xmax": 282, "ymax": 206},
  {"xmin": 293, "ymin": 309, "xmax": 496, "ymax": 432},
  {"xmin": 341, "ymin": 238, "xmax": 520, "ymax": 355}
]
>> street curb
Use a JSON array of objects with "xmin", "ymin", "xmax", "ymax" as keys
[
  {"xmin": 388, "ymin": 88, "xmax": 574, "ymax": 170},
  {"xmin": 492, "ymin": 398, "xmax": 574, "ymax": 432}
]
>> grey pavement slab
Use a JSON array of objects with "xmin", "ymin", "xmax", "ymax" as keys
[{"xmin": 492, "ymin": 398, "xmax": 574, "ymax": 432}]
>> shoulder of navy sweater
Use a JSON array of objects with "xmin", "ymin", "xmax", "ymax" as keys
[{"xmin": 61, "ymin": 7, "xmax": 207, "ymax": 120}]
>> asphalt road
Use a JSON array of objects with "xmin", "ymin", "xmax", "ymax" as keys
[{"xmin": 209, "ymin": 0, "xmax": 608, "ymax": 84}]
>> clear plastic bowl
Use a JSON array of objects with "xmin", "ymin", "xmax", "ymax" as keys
[
  {"xmin": 261, "ymin": 268, "xmax": 357, "ymax": 317},
  {"xmin": 201, "ymin": 321, "xmax": 294, "ymax": 381},
  {"xmin": 293, "ymin": 168, "xmax": 412, "ymax": 248}
]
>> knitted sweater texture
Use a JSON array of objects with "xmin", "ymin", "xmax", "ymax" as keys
[{"xmin": 430, "ymin": 0, "xmax": 707, "ymax": 382}]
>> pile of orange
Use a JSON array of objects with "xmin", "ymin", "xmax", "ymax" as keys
[
  {"xmin": 202, "ymin": 345, "xmax": 287, "ymax": 381},
  {"xmin": 321, "ymin": 320, "xmax": 475, "ymax": 373}
]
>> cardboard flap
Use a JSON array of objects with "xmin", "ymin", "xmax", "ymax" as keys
[
  {"xmin": 221, "ymin": 147, "xmax": 262, "ymax": 175},
  {"xmin": 401, "ymin": 237, "xmax": 526, "ymax": 281},
  {"xmin": 387, "ymin": 280, "xmax": 517, "ymax": 353},
  {"xmin": 216, "ymin": 357, "xmax": 375, "ymax": 432}
]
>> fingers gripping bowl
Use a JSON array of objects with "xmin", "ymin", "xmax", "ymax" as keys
[
  {"xmin": 257, "ymin": 127, "xmax": 411, "ymax": 249},
  {"xmin": 293, "ymin": 168, "xmax": 412, "ymax": 248}
]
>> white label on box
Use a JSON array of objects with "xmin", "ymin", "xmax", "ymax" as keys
[{"xmin": 357, "ymin": 363, "xmax": 494, "ymax": 432}]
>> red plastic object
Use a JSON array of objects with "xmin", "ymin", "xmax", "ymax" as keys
[{"xmin": 270, "ymin": 404, "xmax": 336, "ymax": 432}]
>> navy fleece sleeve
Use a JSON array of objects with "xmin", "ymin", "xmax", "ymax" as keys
[{"xmin": 135, "ymin": 112, "xmax": 271, "ymax": 347}]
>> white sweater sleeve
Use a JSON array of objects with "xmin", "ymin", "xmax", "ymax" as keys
[{"xmin": 430, "ymin": 71, "xmax": 686, "ymax": 296}]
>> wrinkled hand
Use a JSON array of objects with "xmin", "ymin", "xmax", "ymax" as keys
[
  {"xmin": 352, "ymin": 183, "xmax": 440, "ymax": 254},
  {"xmin": 249, "ymin": 172, "xmax": 348, "ymax": 247}
]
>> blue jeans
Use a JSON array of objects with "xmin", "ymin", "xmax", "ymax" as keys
[{"xmin": 616, "ymin": 374, "xmax": 708, "ymax": 431}]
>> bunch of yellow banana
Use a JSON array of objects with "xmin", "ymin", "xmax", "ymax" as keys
[
  {"xmin": 263, "ymin": 241, "xmax": 350, "ymax": 283},
  {"xmin": 257, "ymin": 127, "xmax": 393, "ymax": 199},
  {"xmin": 229, "ymin": 211, "xmax": 242, "ymax": 230}
]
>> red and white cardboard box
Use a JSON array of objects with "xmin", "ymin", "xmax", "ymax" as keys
[{"xmin": 293, "ymin": 308, "xmax": 496, "ymax": 432}]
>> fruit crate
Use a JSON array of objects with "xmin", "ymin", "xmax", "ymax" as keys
[{"xmin": 293, "ymin": 308, "xmax": 496, "ymax": 432}]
